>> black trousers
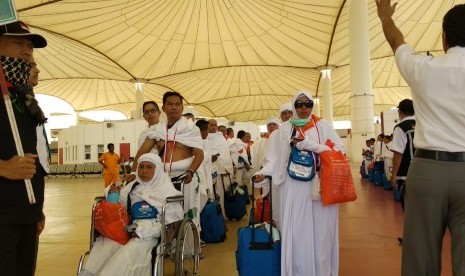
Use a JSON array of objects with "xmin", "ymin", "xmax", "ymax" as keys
[
  {"xmin": 0, "ymin": 223, "xmax": 38, "ymax": 276},
  {"xmin": 397, "ymin": 179, "xmax": 406, "ymax": 210}
]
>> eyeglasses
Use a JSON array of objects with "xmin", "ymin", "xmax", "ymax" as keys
[
  {"xmin": 143, "ymin": 108, "xmax": 159, "ymax": 115},
  {"xmin": 294, "ymin": 100, "xmax": 314, "ymax": 109}
]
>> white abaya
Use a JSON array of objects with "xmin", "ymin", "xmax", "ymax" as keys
[{"xmin": 258, "ymin": 117, "xmax": 344, "ymax": 276}]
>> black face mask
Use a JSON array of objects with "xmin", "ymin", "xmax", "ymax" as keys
[
  {"xmin": 1, "ymin": 55, "xmax": 32, "ymax": 91},
  {"xmin": 1, "ymin": 55, "xmax": 46, "ymax": 125}
]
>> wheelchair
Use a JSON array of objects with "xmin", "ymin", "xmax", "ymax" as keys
[{"xmin": 77, "ymin": 190, "xmax": 200, "ymax": 276}]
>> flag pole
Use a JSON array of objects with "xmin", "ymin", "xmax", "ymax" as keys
[{"xmin": 0, "ymin": 63, "xmax": 36, "ymax": 204}]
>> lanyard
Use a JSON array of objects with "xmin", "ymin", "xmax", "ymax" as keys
[
  {"xmin": 163, "ymin": 127, "xmax": 177, "ymax": 174},
  {"xmin": 295, "ymin": 119, "xmax": 320, "ymax": 143},
  {"xmin": 298, "ymin": 119, "xmax": 321, "ymax": 168}
]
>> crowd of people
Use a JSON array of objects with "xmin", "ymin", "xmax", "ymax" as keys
[
  {"xmin": 77, "ymin": 88, "xmax": 345, "ymax": 275},
  {"xmin": 2, "ymin": 2, "xmax": 465, "ymax": 275},
  {"xmin": 361, "ymin": 98, "xmax": 416, "ymax": 243}
]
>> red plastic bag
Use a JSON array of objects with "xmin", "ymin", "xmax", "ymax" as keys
[
  {"xmin": 252, "ymin": 196, "xmax": 271, "ymax": 223},
  {"xmin": 319, "ymin": 140, "xmax": 357, "ymax": 206},
  {"xmin": 94, "ymin": 200, "xmax": 130, "ymax": 245}
]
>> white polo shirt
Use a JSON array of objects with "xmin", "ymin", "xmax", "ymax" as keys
[
  {"xmin": 36, "ymin": 125, "xmax": 50, "ymax": 173},
  {"xmin": 390, "ymin": 115, "xmax": 415, "ymax": 155},
  {"xmin": 395, "ymin": 44, "xmax": 465, "ymax": 152}
]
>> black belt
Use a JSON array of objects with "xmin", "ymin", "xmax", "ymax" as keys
[{"xmin": 415, "ymin": 149, "xmax": 465, "ymax": 162}]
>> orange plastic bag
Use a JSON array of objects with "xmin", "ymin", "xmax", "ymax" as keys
[
  {"xmin": 319, "ymin": 140, "xmax": 357, "ymax": 206},
  {"xmin": 94, "ymin": 200, "xmax": 130, "ymax": 245}
]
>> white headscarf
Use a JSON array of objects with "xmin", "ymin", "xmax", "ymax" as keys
[
  {"xmin": 279, "ymin": 102, "xmax": 293, "ymax": 114},
  {"xmin": 121, "ymin": 153, "xmax": 183, "ymax": 224},
  {"xmin": 291, "ymin": 90, "xmax": 314, "ymax": 119},
  {"xmin": 266, "ymin": 116, "xmax": 280, "ymax": 126},
  {"xmin": 135, "ymin": 153, "xmax": 165, "ymax": 187}
]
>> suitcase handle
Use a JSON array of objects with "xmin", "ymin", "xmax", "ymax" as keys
[
  {"xmin": 220, "ymin": 172, "xmax": 233, "ymax": 193},
  {"xmin": 250, "ymin": 175, "xmax": 274, "ymax": 250}
]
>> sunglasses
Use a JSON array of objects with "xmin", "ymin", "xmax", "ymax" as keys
[
  {"xmin": 143, "ymin": 108, "xmax": 159, "ymax": 115},
  {"xmin": 294, "ymin": 100, "xmax": 314, "ymax": 109}
]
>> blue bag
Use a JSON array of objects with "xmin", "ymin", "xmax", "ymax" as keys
[
  {"xmin": 373, "ymin": 170, "xmax": 384, "ymax": 186},
  {"xmin": 236, "ymin": 176, "xmax": 280, "ymax": 276},
  {"xmin": 239, "ymin": 184, "xmax": 250, "ymax": 205},
  {"xmin": 200, "ymin": 199, "xmax": 226, "ymax": 243},
  {"xmin": 222, "ymin": 175, "xmax": 247, "ymax": 221},
  {"xmin": 130, "ymin": 201, "xmax": 158, "ymax": 220},
  {"xmin": 383, "ymin": 173, "xmax": 392, "ymax": 190},
  {"xmin": 368, "ymin": 168, "xmax": 375, "ymax": 182},
  {"xmin": 287, "ymin": 146, "xmax": 318, "ymax": 181},
  {"xmin": 236, "ymin": 225, "xmax": 281, "ymax": 276}
]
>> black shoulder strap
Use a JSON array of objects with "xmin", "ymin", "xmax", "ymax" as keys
[
  {"xmin": 291, "ymin": 126, "xmax": 297, "ymax": 138},
  {"xmin": 127, "ymin": 181, "xmax": 141, "ymax": 223}
]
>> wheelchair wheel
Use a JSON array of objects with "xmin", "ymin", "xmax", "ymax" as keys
[{"xmin": 174, "ymin": 219, "xmax": 200, "ymax": 276}]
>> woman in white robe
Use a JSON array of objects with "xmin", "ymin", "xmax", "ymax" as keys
[
  {"xmin": 255, "ymin": 90, "xmax": 344, "ymax": 276},
  {"xmin": 79, "ymin": 153, "xmax": 183, "ymax": 276}
]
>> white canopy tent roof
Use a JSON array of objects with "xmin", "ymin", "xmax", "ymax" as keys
[{"xmin": 14, "ymin": 0, "xmax": 459, "ymax": 122}]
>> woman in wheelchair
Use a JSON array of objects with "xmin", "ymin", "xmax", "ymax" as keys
[{"xmin": 79, "ymin": 153, "xmax": 184, "ymax": 276}]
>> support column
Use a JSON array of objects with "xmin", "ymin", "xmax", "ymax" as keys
[
  {"xmin": 134, "ymin": 81, "xmax": 145, "ymax": 119},
  {"xmin": 75, "ymin": 110, "xmax": 80, "ymax": 125},
  {"xmin": 349, "ymin": 0, "xmax": 375, "ymax": 162},
  {"xmin": 320, "ymin": 69, "xmax": 334, "ymax": 124},
  {"xmin": 313, "ymin": 98, "xmax": 321, "ymax": 117}
]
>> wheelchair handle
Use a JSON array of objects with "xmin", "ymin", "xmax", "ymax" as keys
[
  {"xmin": 94, "ymin": 196, "xmax": 106, "ymax": 202},
  {"xmin": 165, "ymin": 195, "xmax": 185, "ymax": 203},
  {"xmin": 171, "ymin": 173, "xmax": 187, "ymax": 183}
]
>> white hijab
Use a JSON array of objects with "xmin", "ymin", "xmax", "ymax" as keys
[
  {"xmin": 291, "ymin": 89, "xmax": 314, "ymax": 119},
  {"xmin": 279, "ymin": 102, "xmax": 293, "ymax": 114},
  {"xmin": 266, "ymin": 116, "xmax": 280, "ymax": 126},
  {"xmin": 120, "ymin": 153, "xmax": 183, "ymax": 224}
]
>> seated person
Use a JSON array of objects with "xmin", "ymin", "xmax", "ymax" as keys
[{"xmin": 79, "ymin": 153, "xmax": 184, "ymax": 276}]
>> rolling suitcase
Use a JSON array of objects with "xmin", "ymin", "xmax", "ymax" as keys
[
  {"xmin": 200, "ymin": 199, "xmax": 226, "ymax": 243},
  {"xmin": 236, "ymin": 175, "xmax": 281, "ymax": 276},
  {"xmin": 360, "ymin": 160, "xmax": 369, "ymax": 178},
  {"xmin": 373, "ymin": 170, "xmax": 384, "ymax": 186},
  {"xmin": 382, "ymin": 173, "xmax": 392, "ymax": 190},
  {"xmin": 239, "ymin": 183, "xmax": 250, "ymax": 205},
  {"xmin": 222, "ymin": 173, "xmax": 247, "ymax": 221}
]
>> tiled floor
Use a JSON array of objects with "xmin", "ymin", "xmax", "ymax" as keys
[{"xmin": 35, "ymin": 167, "xmax": 452, "ymax": 276}]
